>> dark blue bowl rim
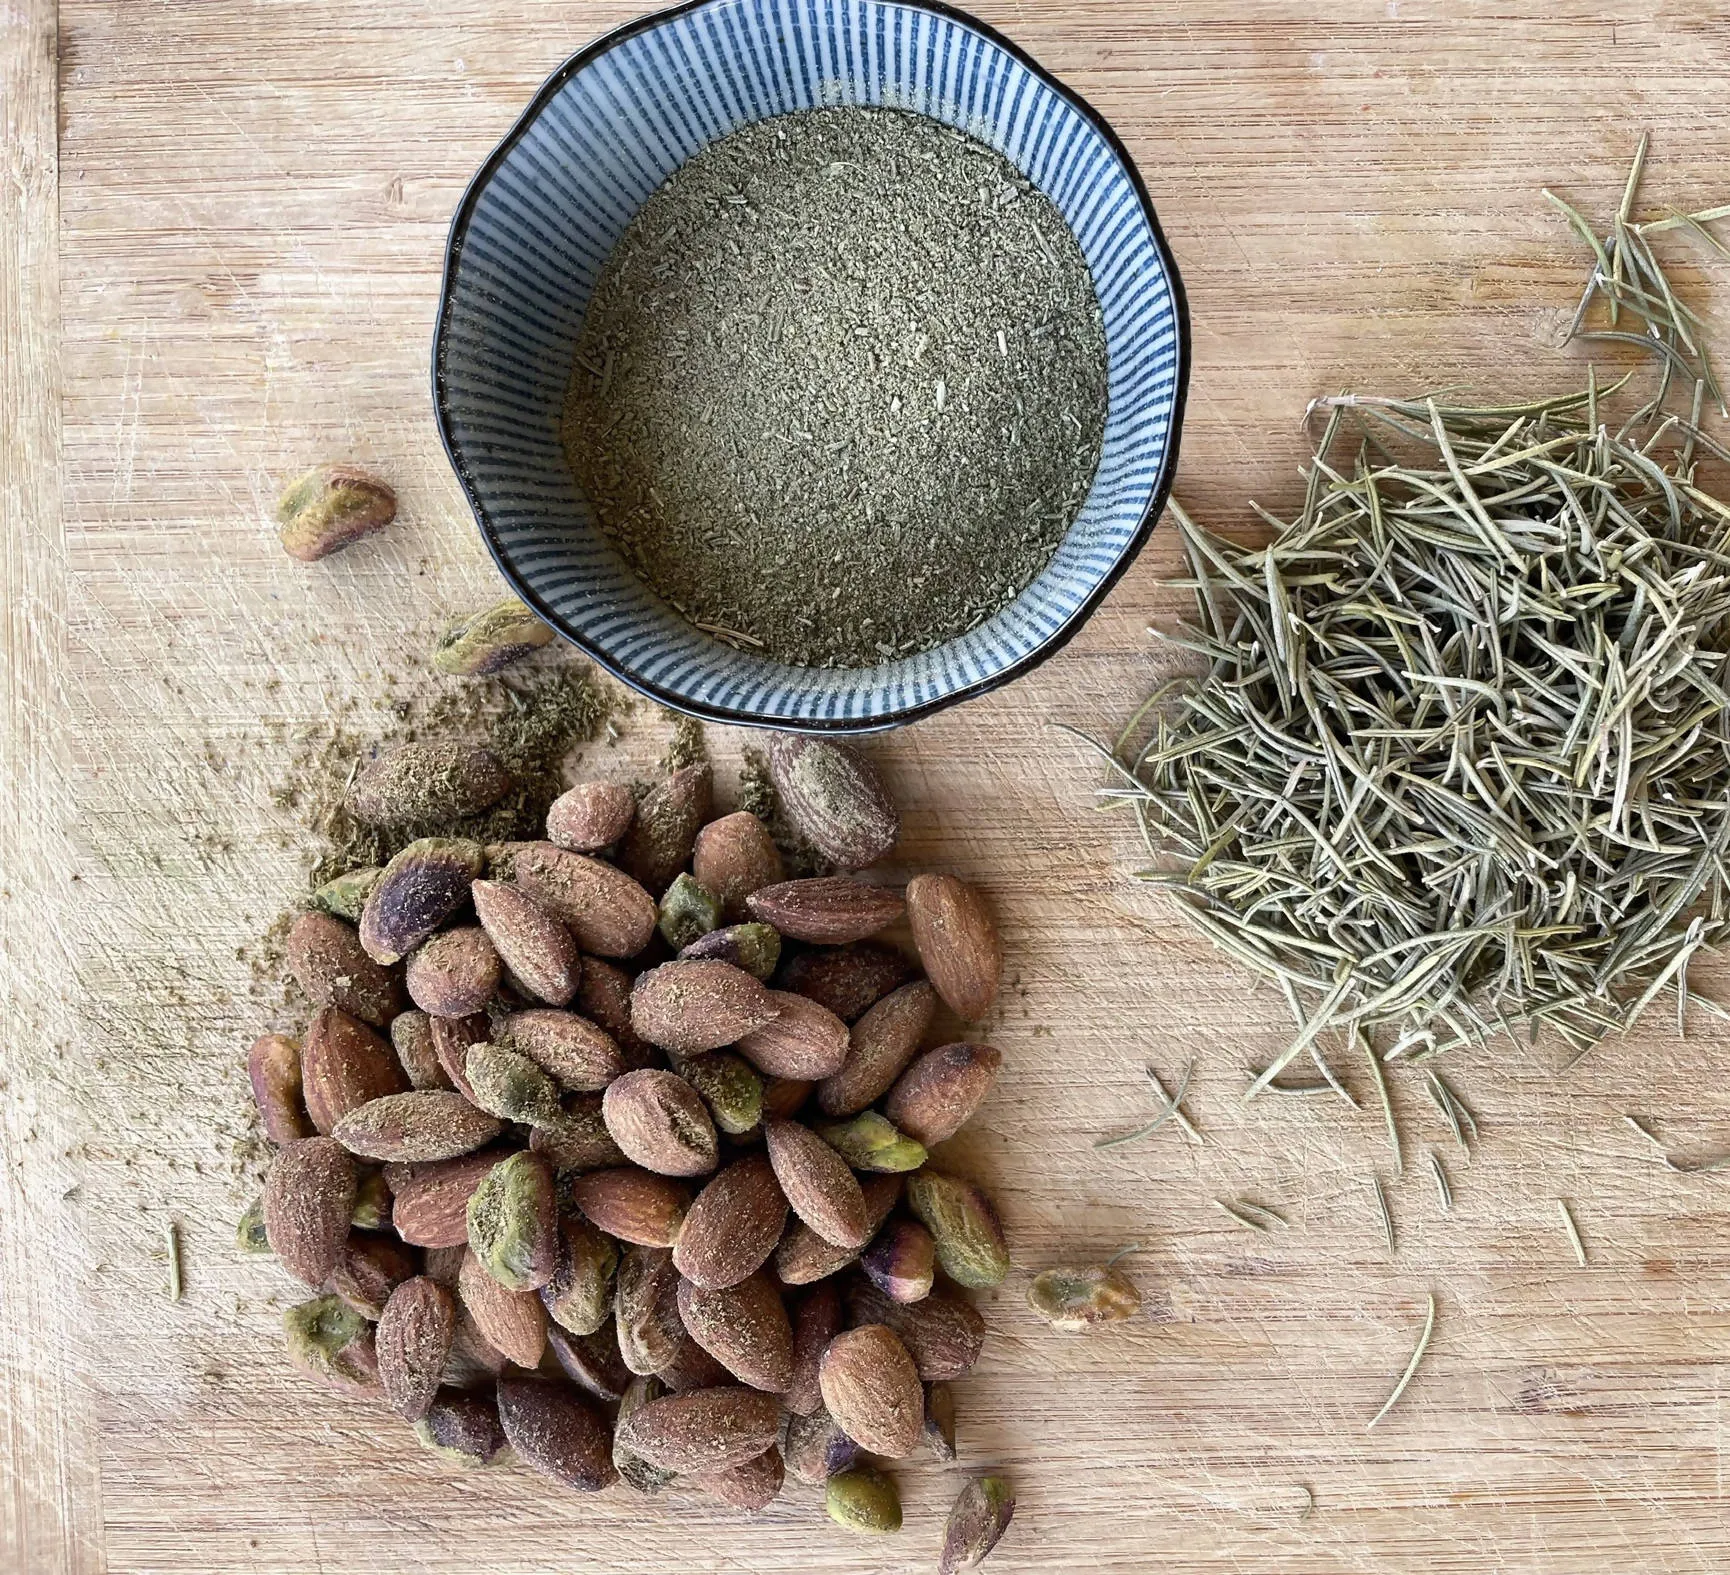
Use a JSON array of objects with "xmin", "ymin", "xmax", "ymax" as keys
[{"xmin": 431, "ymin": 0, "xmax": 1191, "ymax": 736}]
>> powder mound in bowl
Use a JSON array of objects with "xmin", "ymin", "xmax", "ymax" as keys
[{"xmin": 562, "ymin": 106, "xmax": 1110, "ymax": 670}]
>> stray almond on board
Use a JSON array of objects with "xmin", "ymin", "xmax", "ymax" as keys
[
  {"xmin": 766, "ymin": 735, "xmax": 900, "ymax": 871},
  {"xmin": 905, "ymin": 874, "xmax": 1002, "ymax": 1022}
]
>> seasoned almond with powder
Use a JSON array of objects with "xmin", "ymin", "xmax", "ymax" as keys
[
  {"xmin": 613, "ymin": 1386, "xmax": 782, "ymax": 1475},
  {"xmin": 735, "ymin": 992, "xmax": 850, "ymax": 1081},
  {"xmin": 505, "ymin": 1008, "xmax": 626, "ymax": 1092},
  {"xmin": 631, "ymin": 959, "xmax": 779, "ymax": 1055},
  {"xmin": 497, "ymin": 1372, "xmax": 618, "ymax": 1493},
  {"xmin": 472, "ymin": 880, "xmax": 581, "ymax": 1007},
  {"xmin": 299, "ymin": 1006, "xmax": 408, "ymax": 1135},
  {"xmin": 692, "ymin": 811, "xmax": 784, "ymax": 921},
  {"xmin": 885, "ymin": 1041, "xmax": 1003, "ymax": 1147},
  {"xmin": 675, "ymin": 1272, "xmax": 795, "ymax": 1393},
  {"xmin": 404, "ymin": 926, "xmax": 500, "ymax": 1018},
  {"xmin": 457, "ymin": 1246, "xmax": 547, "ymax": 1368},
  {"xmin": 331, "ymin": 1091, "xmax": 502, "ymax": 1163},
  {"xmin": 264, "ymin": 1137, "xmax": 357, "ymax": 1287},
  {"xmin": 776, "ymin": 1171, "xmax": 901, "ymax": 1287},
  {"xmin": 672, "ymin": 1153, "xmax": 788, "ymax": 1291},
  {"xmin": 570, "ymin": 1167, "xmax": 690, "ymax": 1248},
  {"xmin": 767, "ymin": 734, "xmax": 900, "ymax": 871},
  {"xmin": 819, "ymin": 1324, "xmax": 924, "ymax": 1458},
  {"xmin": 490, "ymin": 841, "xmax": 658, "ymax": 959},
  {"xmin": 547, "ymin": 780, "xmax": 637, "ymax": 853},
  {"xmin": 248, "ymin": 1033, "xmax": 313, "ymax": 1146},
  {"xmin": 764, "ymin": 1118, "xmax": 869, "ymax": 1249},
  {"xmin": 284, "ymin": 911, "xmax": 403, "ymax": 1027},
  {"xmin": 602, "ymin": 1069, "xmax": 719, "ymax": 1177},
  {"xmin": 747, "ymin": 877, "xmax": 905, "ymax": 945},
  {"xmin": 816, "ymin": 980, "xmax": 936, "ymax": 1117},
  {"xmin": 906, "ymin": 873, "xmax": 1002, "ymax": 1022},
  {"xmin": 376, "ymin": 1275, "xmax": 456, "ymax": 1422}
]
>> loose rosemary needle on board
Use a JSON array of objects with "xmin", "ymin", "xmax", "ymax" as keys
[{"xmin": 1367, "ymin": 1294, "xmax": 1437, "ymax": 1431}]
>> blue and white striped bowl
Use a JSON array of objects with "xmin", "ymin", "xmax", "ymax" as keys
[{"xmin": 434, "ymin": 0, "xmax": 1188, "ymax": 733}]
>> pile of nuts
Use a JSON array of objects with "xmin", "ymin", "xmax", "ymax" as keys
[{"xmin": 244, "ymin": 727, "xmax": 1015, "ymax": 1568}]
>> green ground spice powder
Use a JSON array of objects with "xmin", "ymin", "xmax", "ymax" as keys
[{"xmin": 561, "ymin": 106, "xmax": 1109, "ymax": 669}]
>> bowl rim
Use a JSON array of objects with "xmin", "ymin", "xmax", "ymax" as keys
[{"xmin": 431, "ymin": 0, "xmax": 1191, "ymax": 735}]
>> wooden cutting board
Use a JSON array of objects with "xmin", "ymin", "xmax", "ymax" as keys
[{"xmin": 8, "ymin": 2, "xmax": 1730, "ymax": 1571}]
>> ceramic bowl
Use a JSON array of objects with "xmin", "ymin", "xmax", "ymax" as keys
[{"xmin": 433, "ymin": 0, "xmax": 1188, "ymax": 732}]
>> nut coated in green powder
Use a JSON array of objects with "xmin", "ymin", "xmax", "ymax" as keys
[{"xmin": 561, "ymin": 106, "xmax": 1109, "ymax": 670}]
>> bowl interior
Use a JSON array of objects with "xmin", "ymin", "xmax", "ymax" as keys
[{"xmin": 435, "ymin": 0, "xmax": 1186, "ymax": 730}]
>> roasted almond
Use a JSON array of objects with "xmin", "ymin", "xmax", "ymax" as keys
[
  {"xmin": 885, "ymin": 1042, "xmax": 1003, "ymax": 1147},
  {"xmin": 388, "ymin": 1147, "xmax": 509, "ymax": 1248},
  {"xmin": 819, "ymin": 1324, "xmax": 924, "ymax": 1458},
  {"xmin": 735, "ymin": 991, "xmax": 850, "ymax": 1080},
  {"xmin": 816, "ymin": 980, "xmax": 937, "ymax": 1117},
  {"xmin": 541, "ymin": 1215, "xmax": 619, "ymax": 1337},
  {"xmin": 694, "ymin": 1446, "xmax": 785, "ymax": 1513},
  {"xmin": 429, "ymin": 1011, "xmax": 489, "ymax": 1102},
  {"xmin": 765, "ymin": 1119, "xmax": 869, "ymax": 1249},
  {"xmin": 326, "ymin": 1231, "xmax": 415, "ymax": 1319},
  {"xmin": 577, "ymin": 955, "xmax": 660, "ymax": 1069},
  {"xmin": 602, "ymin": 1069, "xmax": 719, "ymax": 1178},
  {"xmin": 248, "ymin": 1032, "xmax": 313, "ymax": 1145},
  {"xmin": 332, "ymin": 1091, "xmax": 502, "ymax": 1163},
  {"xmin": 767, "ymin": 735, "xmax": 900, "ymax": 871},
  {"xmin": 348, "ymin": 743, "xmax": 510, "ymax": 828},
  {"xmin": 277, "ymin": 463, "xmax": 396, "ymax": 563},
  {"xmin": 785, "ymin": 1406, "xmax": 860, "ymax": 1486},
  {"xmin": 631, "ymin": 959, "xmax": 779, "ymax": 1055},
  {"xmin": 497, "ymin": 1372, "xmax": 618, "ymax": 1493},
  {"xmin": 285, "ymin": 911, "xmax": 404, "ymax": 1027},
  {"xmin": 464, "ymin": 1042, "xmax": 562, "ymax": 1127},
  {"xmin": 264, "ymin": 1137, "xmax": 358, "ymax": 1287},
  {"xmin": 673, "ymin": 1153, "xmax": 789, "ymax": 1291},
  {"xmin": 906, "ymin": 1170, "xmax": 1009, "ymax": 1289},
  {"xmin": 676, "ymin": 1272, "xmax": 794, "ymax": 1393},
  {"xmin": 405, "ymin": 926, "xmax": 501, "ymax": 1018},
  {"xmin": 457, "ymin": 1245, "xmax": 547, "ymax": 1367},
  {"xmin": 547, "ymin": 1321, "xmax": 633, "ymax": 1402},
  {"xmin": 655, "ymin": 1330, "xmax": 733, "ymax": 1392},
  {"xmin": 762, "ymin": 1076, "xmax": 814, "ymax": 1122},
  {"xmin": 615, "ymin": 1245, "xmax": 684, "ymax": 1376},
  {"xmin": 614, "ymin": 1386, "xmax": 782, "ymax": 1474},
  {"xmin": 775, "ymin": 1171, "xmax": 901, "ymax": 1286},
  {"xmin": 845, "ymin": 1280, "xmax": 986, "ymax": 1382},
  {"xmin": 467, "ymin": 1150, "xmax": 559, "ymax": 1291},
  {"xmin": 490, "ymin": 841, "xmax": 658, "ymax": 959},
  {"xmin": 777, "ymin": 942, "xmax": 913, "ymax": 1022},
  {"xmin": 471, "ymin": 879, "xmax": 580, "ymax": 1007},
  {"xmin": 377, "ymin": 1276, "xmax": 457, "ymax": 1421},
  {"xmin": 358, "ymin": 837, "xmax": 487, "ymax": 965},
  {"xmin": 547, "ymin": 780, "xmax": 636, "ymax": 852},
  {"xmin": 390, "ymin": 1009, "xmax": 454, "ymax": 1091},
  {"xmin": 283, "ymin": 1294, "xmax": 379, "ymax": 1397},
  {"xmin": 747, "ymin": 877, "xmax": 905, "ymax": 945},
  {"xmin": 906, "ymin": 873, "xmax": 1002, "ymax": 1022},
  {"xmin": 300, "ymin": 1006, "xmax": 408, "ymax": 1135},
  {"xmin": 621, "ymin": 762, "xmax": 713, "ymax": 893},
  {"xmin": 530, "ymin": 1094, "xmax": 628, "ymax": 1173},
  {"xmin": 862, "ymin": 1219, "xmax": 936, "ymax": 1304},
  {"xmin": 570, "ymin": 1167, "xmax": 690, "ymax": 1248},
  {"xmin": 504, "ymin": 1008, "xmax": 625, "ymax": 1092},
  {"xmin": 787, "ymin": 1281, "xmax": 844, "ymax": 1416},
  {"xmin": 692, "ymin": 812, "xmax": 785, "ymax": 921},
  {"xmin": 414, "ymin": 1389, "xmax": 507, "ymax": 1467},
  {"xmin": 448, "ymin": 1306, "xmax": 509, "ymax": 1382}
]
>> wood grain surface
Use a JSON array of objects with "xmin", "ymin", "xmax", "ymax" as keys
[{"xmin": 8, "ymin": 2, "xmax": 1730, "ymax": 1571}]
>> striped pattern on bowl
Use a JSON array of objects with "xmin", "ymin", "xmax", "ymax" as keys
[{"xmin": 434, "ymin": 0, "xmax": 1188, "ymax": 731}]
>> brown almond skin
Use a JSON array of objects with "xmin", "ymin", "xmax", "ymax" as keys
[
  {"xmin": 765, "ymin": 1119, "xmax": 870, "ymax": 1249},
  {"xmin": 377, "ymin": 1276, "xmax": 456, "ymax": 1422},
  {"xmin": 696, "ymin": 1446, "xmax": 785, "ymax": 1512},
  {"xmin": 530, "ymin": 1095, "xmax": 628, "ymax": 1173},
  {"xmin": 776, "ymin": 1172, "xmax": 901, "ymax": 1286},
  {"xmin": 391, "ymin": 1010, "xmax": 454, "ymax": 1091},
  {"xmin": 787, "ymin": 1281, "xmax": 844, "ymax": 1416},
  {"xmin": 449, "ymin": 1306, "xmax": 510, "ymax": 1380},
  {"xmin": 331, "ymin": 1091, "xmax": 502, "ymax": 1163},
  {"xmin": 615, "ymin": 1387, "xmax": 782, "ymax": 1474},
  {"xmin": 429, "ymin": 1012, "xmax": 489, "ymax": 1103},
  {"xmin": 655, "ymin": 1330, "xmax": 733, "ymax": 1393},
  {"xmin": 817, "ymin": 981, "xmax": 938, "ymax": 1118},
  {"xmin": 471, "ymin": 880, "xmax": 581, "ymax": 1006},
  {"xmin": 767, "ymin": 735, "xmax": 900, "ymax": 871},
  {"xmin": 278, "ymin": 463, "xmax": 397, "ymax": 562},
  {"xmin": 862, "ymin": 1219, "xmax": 936, "ymax": 1304},
  {"xmin": 547, "ymin": 1322, "xmax": 633, "ymax": 1402},
  {"xmin": 570, "ymin": 1167, "xmax": 690, "ymax": 1248},
  {"xmin": 457, "ymin": 1246, "xmax": 547, "ymax": 1368},
  {"xmin": 819, "ymin": 1324, "xmax": 924, "ymax": 1458},
  {"xmin": 359, "ymin": 838, "xmax": 488, "ymax": 965},
  {"xmin": 777, "ymin": 943, "xmax": 914, "ymax": 1023},
  {"xmin": 845, "ymin": 1280, "xmax": 986, "ymax": 1382},
  {"xmin": 405, "ymin": 927, "xmax": 501, "ymax": 1018},
  {"xmin": 497, "ymin": 1373, "xmax": 619, "ymax": 1493},
  {"xmin": 602, "ymin": 1069, "xmax": 719, "ymax": 1178},
  {"xmin": 631, "ymin": 960, "xmax": 779, "ymax": 1055},
  {"xmin": 906, "ymin": 874, "xmax": 1002, "ymax": 1023},
  {"xmin": 264, "ymin": 1137, "xmax": 358, "ymax": 1287},
  {"xmin": 577, "ymin": 956, "xmax": 660, "ymax": 1069},
  {"xmin": 547, "ymin": 781, "xmax": 636, "ymax": 853},
  {"xmin": 736, "ymin": 992, "xmax": 850, "ymax": 1080},
  {"xmin": 615, "ymin": 1246, "xmax": 684, "ymax": 1377},
  {"xmin": 673, "ymin": 1154, "xmax": 789, "ymax": 1291},
  {"xmin": 747, "ymin": 878, "xmax": 906, "ymax": 945},
  {"xmin": 285, "ymin": 912, "xmax": 404, "ymax": 1027},
  {"xmin": 248, "ymin": 1033, "xmax": 313, "ymax": 1145},
  {"xmin": 692, "ymin": 812, "xmax": 785, "ymax": 922},
  {"xmin": 415, "ymin": 1389, "xmax": 506, "ymax": 1466},
  {"xmin": 762, "ymin": 1077, "xmax": 814, "ymax": 1123},
  {"xmin": 676, "ymin": 1272, "xmax": 795, "ymax": 1393},
  {"xmin": 388, "ymin": 1147, "xmax": 509, "ymax": 1248},
  {"xmin": 504, "ymin": 1009, "xmax": 626, "ymax": 1092},
  {"xmin": 885, "ymin": 1042, "xmax": 1004, "ymax": 1147},
  {"xmin": 491, "ymin": 841, "xmax": 658, "ymax": 959},
  {"xmin": 349, "ymin": 744, "xmax": 510, "ymax": 828},
  {"xmin": 326, "ymin": 1231, "xmax": 416, "ymax": 1319},
  {"xmin": 621, "ymin": 762, "xmax": 713, "ymax": 893},
  {"xmin": 300, "ymin": 1007, "xmax": 410, "ymax": 1136}
]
